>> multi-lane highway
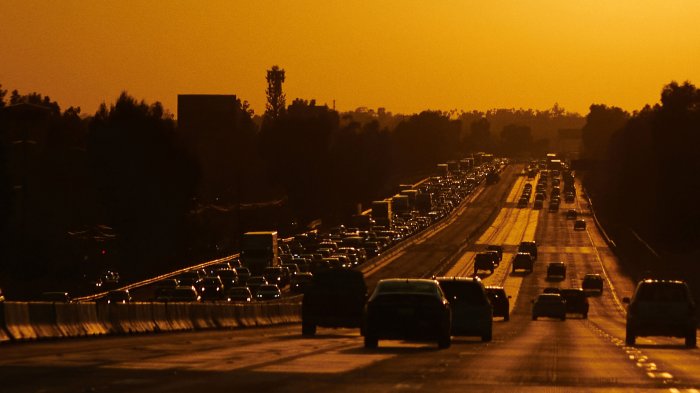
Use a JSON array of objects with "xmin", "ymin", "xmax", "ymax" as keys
[{"xmin": 2, "ymin": 166, "xmax": 699, "ymax": 393}]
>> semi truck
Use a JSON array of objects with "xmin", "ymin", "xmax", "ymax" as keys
[
  {"xmin": 371, "ymin": 200, "xmax": 392, "ymax": 228},
  {"xmin": 240, "ymin": 231, "xmax": 279, "ymax": 276}
]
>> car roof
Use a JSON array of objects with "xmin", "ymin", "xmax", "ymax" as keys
[{"xmin": 376, "ymin": 278, "xmax": 441, "ymax": 295}]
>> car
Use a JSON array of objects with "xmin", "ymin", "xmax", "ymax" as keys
[
  {"xmin": 206, "ymin": 262, "xmax": 231, "ymax": 275},
  {"xmin": 166, "ymin": 286, "xmax": 201, "ymax": 302},
  {"xmin": 436, "ymin": 277, "xmax": 492, "ymax": 341},
  {"xmin": 517, "ymin": 197, "xmax": 528, "ymax": 208},
  {"xmin": 226, "ymin": 287, "xmax": 252, "ymax": 302},
  {"xmin": 302, "ymin": 269, "xmax": 367, "ymax": 336},
  {"xmin": 512, "ymin": 252, "xmax": 534, "ymax": 273},
  {"xmin": 246, "ymin": 276, "xmax": 268, "ymax": 295},
  {"xmin": 95, "ymin": 270, "xmax": 120, "ymax": 290},
  {"xmin": 290, "ymin": 272, "xmax": 313, "ymax": 293},
  {"xmin": 363, "ymin": 279, "xmax": 452, "ymax": 349},
  {"xmin": 532, "ymin": 294, "xmax": 567, "ymax": 321},
  {"xmin": 565, "ymin": 192, "xmax": 575, "ymax": 203},
  {"xmin": 566, "ymin": 209, "xmax": 577, "ymax": 220},
  {"xmin": 282, "ymin": 263, "xmax": 301, "ymax": 275},
  {"xmin": 486, "ymin": 245, "xmax": 503, "ymax": 263},
  {"xmin": 560, "ymin": 288, "xmax": 589, "ymax": 318},
  {"xmin": 474, "ymin": 252, "xmax": 497, "ymax": 274},
  {"xmin": 42, "ymin": 292, "xmax": 71, "ymax": 303},
  {"xmin": 574, "ymin": 219, "xmax": 587, "ymax": 230},
  {"xmin": 263, "ymin": 266, "xmax": 290, "ymax": 287},
  {"xmin": 546, "ymin": 262, "xmax": 566, "ymax": 281},
  {"xmin": 105, "ymin": 289, "xmax": 131, "ymax": 304},
  {"xmin": 485, "ymin": 286, "xmax": 510, "ymax": 321},
  {"xmin": 196, "ymin": 276, "xmax": 226, "ymax": 300},
  {"xmin": 518, "ymin": 241, "xmax": 538, "ymax": 260},
  {"xmin": 153, "ymin": 278, "xmax": 179, "ymax": 299},
  {"xmin": 177, "ymin": 271, "xmax": 202, "ymax": 287},
  {"xmin": 233, "ymin": 267, "xmax": 251, "ymax": 285},
  {"xmin": 214, "ymin": 268, "xmax": 239, "ymax": 289},
  {"xmin": 582, "ymin": 273, "xmax": 604, "ymax": 295},
  {"xmin": 624, "ymin": 279, "xmax": 696, "ymax": 347},
  {"xmin": 255, "ymin": 284, "xmax": 282, "ymax": 300}
]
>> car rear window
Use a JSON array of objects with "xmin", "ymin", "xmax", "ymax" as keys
[
  {"xmin": 439, "ymin": 281, "xmax": 488, "ymax": 305},
  {"xmin": 376, "ymin": 280, "xmax": 440, "ymax": 296},
  {"xmin": 635, "ymin": 283, "xmax": 689, "ymax": 302}
]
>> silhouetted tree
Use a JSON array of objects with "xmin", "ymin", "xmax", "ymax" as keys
[
  {"xmin": 581, "ymin": 104, "xmax": 629, "ymax": 160},
  {"xmin": 470, "ymin": 117, "xmax": 491, "ymax": 151},
  {"xmin": 500, "ymin": 124, "xmax": 533, "ymax": 157},
  {"xmin": 0, "ymin": 84, "xmax": 6, "ymax": 108},
  {"xmin": 87, "ymin": 92, "xmax": 197, "ymax": 277}
]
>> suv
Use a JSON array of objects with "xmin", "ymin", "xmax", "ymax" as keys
[
  {"xmin": 474, "ymin": 252, "xmax": 497, "ymax": 274},
  {"xmin": 436, "ymin": 277, "xmax": 493, "ymax": 341},
  {"xmin": 512, "ymin": 252, "xmax": 534, "ymax": 273},
  {"xmin": 624, "ymin": 279, "xmax": 697, "ymax": 347},
  {"xmin": 486, "ymin": 245, "xmax": 503, "ymax": 263},
  {"xmin": 546, "ymin": 262, "xmax": 567, "ymax": 281},
  {"xmin": 301, "ymin": 269, "xmax": 367, "ymax": 336},
  {"xmin": 574, "ymin": 219, "xmax": 587, "ymax": 230},
  {"xmin": 485, "ymin": 286, "xmax": 510, "ymax": 321},
  {"xmin": 582, "ymin": 274, "xmax": 604, "ymax": 295},
  {"xmin": 560, "ymin": 288, "xmax": 589, "ymax": 318},
  {"xmin": 518, "ymin": 241, "xmax": 538, "ymax": 260}
]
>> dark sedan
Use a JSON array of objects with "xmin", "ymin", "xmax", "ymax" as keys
[{"xmin": 363, "ymin": 279, "xmax": 452, "ymax": 349}]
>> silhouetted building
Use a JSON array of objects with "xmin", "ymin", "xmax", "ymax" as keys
[{"xmin": 178, "ymin": 94, "xmax": 243, "ymax": 203}]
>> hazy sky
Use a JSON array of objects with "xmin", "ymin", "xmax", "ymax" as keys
[{"xmin": 2, "ymin": 1, "xmax": 699, "ymax": 116}]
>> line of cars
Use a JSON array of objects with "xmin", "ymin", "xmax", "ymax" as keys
[{"xmin": 301, "ymin": 265, "xmax": 512, "ymax": 349}]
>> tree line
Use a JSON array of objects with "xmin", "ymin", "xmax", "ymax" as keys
[
  {"xmin": 581, "ymin": 81, "xmax": 700, "ymax": 252},
  {"xmin": 0, "ymin": 72, "xmax": 583, "ymax": 297}
]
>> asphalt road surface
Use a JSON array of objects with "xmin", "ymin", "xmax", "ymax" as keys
[{"xmin": 2, "ymin": 167, "xmax": 699, "ymax": 393}]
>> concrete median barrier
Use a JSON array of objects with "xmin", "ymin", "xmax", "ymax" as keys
[
  {"xmin": 165, "ymin": 302, "xmax": 194, "ymax": 331},
  {"xmin": 58, "ymin": 302, "xmax": 107, "ymax": 336},
  {"xmin": 96, "ymin": 303, "xmax": 155, "ymax": 334},
  {"xmin": 4, "ymin": 302, "xmax": 37, "ymax": 340},
  {"xmin": 151, "ymin": 302, "xmax": 170, "ymax": 332},
  {"xmin": 0, "ymin": 303, "xmax": 9, "ymax": 342},
  {"xmin": 213, "ymin": 303, "xmax": 239, "ymax": 329},
  {"xmin": 28, "ymin": 302, "xmax": 62, "ymax": 339},
  {"xmin": 190, "ymin": 303, "xmax": 217, "ymax": 330}
]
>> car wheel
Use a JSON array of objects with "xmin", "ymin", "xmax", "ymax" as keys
[
  {"xmin": 438, "ymin": 334, "xmax": 451, "ymax": 349},
  {"xmin": 686, "ymin": 330, "xmax": 697, "ymax": 348},
  {"xmin": 560, "ymin": 315, "xmax": 566, "ymax": 321},
  {"xmin": 364, "ymin": 335, "xmax": 378, "ymax": 349},
  {"xmin": 301, "ymin": 322, "xmax": 316, "ymax": 336},
  {"xmin": 625, "ymin": 328, "xmax": 636, "ymax": 346},
  {"xmin": 504, "ymin": 313, "xmax": 510, "ymax": 322},
  {"xmin": 490, "ymin": 269, "xmax": 494, "ymax": 274},
  {"xmin": 481, "ymin": 331, "xmax": 492, "ymax": 342},
  {"xmin": 532, "ymin": 315, "xmax": 537, "ymax": 321},
  {"xmin": 583, "ymin": 313, "xmax": 588, "ymax": 319}
]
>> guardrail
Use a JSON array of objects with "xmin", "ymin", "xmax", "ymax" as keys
[
  {"xmin": 73, "ymin": 254, "xmax": 245, "ymax": 302},
  {"xmin": 0, "ymin": 299, "xmax": 301, "ymax": 343}
]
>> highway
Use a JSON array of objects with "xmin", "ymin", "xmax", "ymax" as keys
[{"xmin": 2, "ymin": 167, "xmax": 699, "ymax": 393}]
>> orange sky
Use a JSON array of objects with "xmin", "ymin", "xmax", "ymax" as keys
[{"xmin": 2, "ymin": 1, "xmax": 699, "ymax": 117}]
